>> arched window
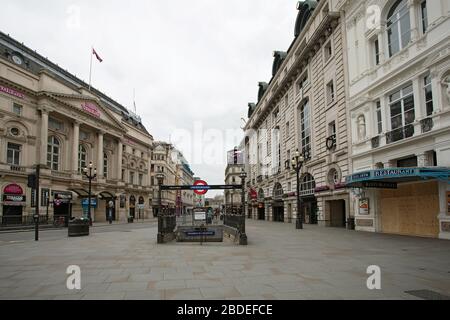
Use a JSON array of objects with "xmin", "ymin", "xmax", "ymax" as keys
[
  {"xmin": 47, "ymin": 136, "xmax": 60, "ymax": 171},
  {"xmin": 273, "ymin": 183, "xmax": 284, "ymax": 199},
  {"xmin": 258, "ymin": 188, "xmax": 265, "ymax": 201},
  {"xmin": 300, "ymin": 174, "xmax": 316, "ymax": 196},
  {"xmin": 387, "ymin": 0, "xmax": 410, "ymax": 57},
  {"xmin": 103, "ymin": 153, "xmax": 108, "ymax": 179},
  {"xmin": 78, "ymin": 145, "xmax": 87, "ymax": 173}
]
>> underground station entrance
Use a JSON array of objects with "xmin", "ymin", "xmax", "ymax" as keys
[{"xmin": 156, "ymin": 179, "xmax": 248, "ymax": 245}]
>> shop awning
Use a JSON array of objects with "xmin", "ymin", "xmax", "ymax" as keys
[
  {"xmin": 68, "ymin": 188, "xmax": 95, "ymax": 198},
  {"xmin": 346, "ymin": 167, "xmax": 450, "ymax": 189},
  {"xmin": 98, "ymin": 191, "xmax": 116, "ymax": 200}
]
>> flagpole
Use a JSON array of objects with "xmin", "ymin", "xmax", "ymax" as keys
[{"xmin": 88, "ymin": 46, "xmax": 93, "ymax": 91}]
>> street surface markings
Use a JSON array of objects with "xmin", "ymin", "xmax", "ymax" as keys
[{"xmin": 405, "ymin": 290, "xmax": 450, "ymax": 300}]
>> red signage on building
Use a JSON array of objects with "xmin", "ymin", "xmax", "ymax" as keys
[
  {"xmin": 81, "ymin": 102, "xmax": 101, "ymax": 118},
  {"xmin": 249, "ymin": 188, "xmax": 257, "ymax": 200},
  {"xmin": 0, "ymin": 85, "xmax": 25, "ymax": 99},
  {"xmin": 3, "ymin": 184, "xmax": 24, "ymax": 195}
]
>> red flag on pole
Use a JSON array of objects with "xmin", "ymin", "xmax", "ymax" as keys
[{"xmin": 92, "ymin": 48, "xmax": 103, "ymax": 63}]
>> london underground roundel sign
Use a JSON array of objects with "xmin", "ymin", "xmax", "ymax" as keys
[{"xmin": 192, "ymin": 180, "xmax": 209, "ymax": 195}]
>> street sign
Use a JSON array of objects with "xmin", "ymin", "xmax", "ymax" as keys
[{"xmin": 193, "ymin": 180, "xmax": 209, "ymax": 195}]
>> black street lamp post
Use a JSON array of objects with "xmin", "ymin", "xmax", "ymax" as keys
[
  {"xmin": 83, "ymin": 162, "xmax": 97, "ymax": 226},
  {"xmin": 239, "ymin": 169, "xmax": 248, "ymax": 245},
  {"xmin": 292, "ymin": 150, "xmax": 305, "ymax": 230}
]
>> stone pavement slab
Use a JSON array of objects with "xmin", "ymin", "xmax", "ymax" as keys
[{"xmin": 1, "ymin": 220, "xmax": 450, "ymax": 300}]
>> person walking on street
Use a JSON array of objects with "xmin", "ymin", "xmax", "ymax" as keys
[{"xmin": 108, "ymin": 200, "xmax": 114, "ymax": 224}]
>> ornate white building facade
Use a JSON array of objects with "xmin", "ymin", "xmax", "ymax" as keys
[
  {"xmin": 337, "ymin": 0, "xmax": 450, "ymax": 239},
  {"xmin": 244, "ymin": 0, "xmax": 353, "ymax": 228}
]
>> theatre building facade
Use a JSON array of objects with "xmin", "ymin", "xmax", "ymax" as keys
[
  {"xmin": 0, "ymin": 32, "xmax": 154, "ymax": 224},
  {"xmin": 339, "ymin": 0, "xmax": 450, "ymax": 239},
  {"xmin": 244, "ymin": 0, "xmax": 353, "ymax": 228}
]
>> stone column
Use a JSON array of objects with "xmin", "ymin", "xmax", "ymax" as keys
[
  {"xmin": 117, "ymin": 139, "xmax": 123, "ymax": 180},
  {"xmin": 97, "ymin": 131, "xmax": 104, "ymax": 178},
  {"xmin": 72, "ymin": 122, "xmax": 80, "ymax": 173},
  {"xmin": 40, "ymin": 109, "xmax": 49, "ymax": 165},
  {"xmin": 408, "ymin": 0, "xmax": 419, "ymax": 41}
]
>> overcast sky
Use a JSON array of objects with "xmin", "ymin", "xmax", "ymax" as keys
[{"xmin": 1, "ymin": 0, "xmax": 298, "ymax": 196}]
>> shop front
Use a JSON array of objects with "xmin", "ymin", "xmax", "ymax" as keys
[
  {"xmin": 257, "ymin": 189, "xmax": 266, "ymax": 221},
  {"xmin": 53, "ymin": 191, "xmax": 73, "ymax": 225},
  {"xmin": 272, "ymin": 183, "xmax": 284, "ymax": 222},
  {"xmin": 98, "ymin": 191, "xmax": 117, "ymax": 222},
  {"xmin": 137, "ymin": 196, "xmax": 145, "ymax": 219},
  {"xmin": 347, "ymin": 167, "xmax": 450, "ymax": 239},
  {"xmin": 129, "ymin": 195, "xmax": 136, "ymax": 218},
  {"xmin": 299, "ymin": 195, "xmax": 318, "ymax": 225},
  {"xmin": 2, "ymin": 184, "xmax": 26, "ymax": 225}
]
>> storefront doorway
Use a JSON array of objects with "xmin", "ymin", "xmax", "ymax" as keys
[
  {"xmin": 257, "ymin": 189, "xmax": 266, "ymax": 221},
  {"xmin": 329, "ymin": 200, "xmax": 346, "ymax": 228},
  {"xmin": 273, "ymin": 202, "xmax": 285, "ymax": 222},
  {"xmin": 105, "ymin": 199, "xmax": 116, "ymax": 221},
  {"xmin": 53, "ymin": 191, "xmax": 73, "ymax": 225},
  {"xmin": 302, "ymin": 196, "xmax": 318, "ymax": 224},
  {"xmin": 380, "ymin": 181, "xmax": 439, "ymax": 238},
  {"xmin": 258, "ymin": 204, "xmax": 265, "ymax": 220},
  {"xmin": 2, "ymin": 205, "xmax": 23, "ymax": 225},
  {"xmin": 129, "ymin": 195, "xmax": 136, "ymax": 218},
  {"xmin": 2, "ymin": 184, "xmax": 26, "ymax": 225}
]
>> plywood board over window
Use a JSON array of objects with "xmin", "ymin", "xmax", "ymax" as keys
[{"xmin": 380, "ymin": 181, "xmax": 439, "ymax": 238}]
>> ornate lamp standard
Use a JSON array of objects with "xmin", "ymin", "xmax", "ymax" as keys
[
  {"xmin": 238, "ymin": 169, "xmax": 248, "ymax": 245},
  {"xmin": 291, "ymin": 150, "xmax": 305, "ymax": 230},
  {"xmin": 83, "ymin": 162, "xmax": 97, "ymax": 226},
  {"xmin": 156, "ymin": 172, "xmax": 165, "ymax": 244}
]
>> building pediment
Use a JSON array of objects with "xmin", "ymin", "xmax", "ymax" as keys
[{"xmin": 39, "ymin": 92, "xmax": 126, "ymax": 134}]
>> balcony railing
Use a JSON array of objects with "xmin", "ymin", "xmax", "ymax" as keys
[
  {"xmin": 386, "ymin": 124, "xmax": 414, "ymax": 144},
  {"xmin": 9, "ymin": 165, "xmax": 26, "ymax": 172},
  {"xmin": 257, "ymin": 175, "xmax": 263, "ymax": 183},
  {"xmin": 421, "ymin": 117, "xmax": 434, "ymax": 133},
  {"xmin": 371, "ymin": 136, "xmax": 380, "ymax": 149}
]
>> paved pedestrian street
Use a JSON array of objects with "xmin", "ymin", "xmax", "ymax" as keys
[{"xmin": 0, "ymin": 220, "xmax": 449, "ymax": 300}]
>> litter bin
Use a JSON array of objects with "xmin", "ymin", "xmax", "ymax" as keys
[
  {"xmin": 347, "ymin": 217, "xmax": 355, "ymax": 230},
  {"xmin": 68, "ymin": 218, "xmax": 90, "ymax": 237}
]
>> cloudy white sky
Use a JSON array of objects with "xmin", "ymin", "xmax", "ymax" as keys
[{"xmin": 1, "ymin": 0, "xmax": 298, "ymax": 195}]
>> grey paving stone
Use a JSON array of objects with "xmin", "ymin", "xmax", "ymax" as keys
[
  {"xmin": 150, "ymin": 280, "xmax": 187, "ymax": 290},
  {"xmin": 200, "ymin": 286, "xmax": 241, "ymax": 299},
  {"xmin": 1, "ymin": 220, "xmax": 450, "ymax": 300},
  {"xmin": 107, "ymin": 282, "xmax": 149, "ymax": 292},
  {"xmin": 164, "ymin": 288, "xmax": 203, "ymax": 300}
]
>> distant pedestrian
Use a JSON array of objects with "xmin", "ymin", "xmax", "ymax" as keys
[{"xmin": 108, "ymin": 200, "xmax": 114, "ymax": 224}]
